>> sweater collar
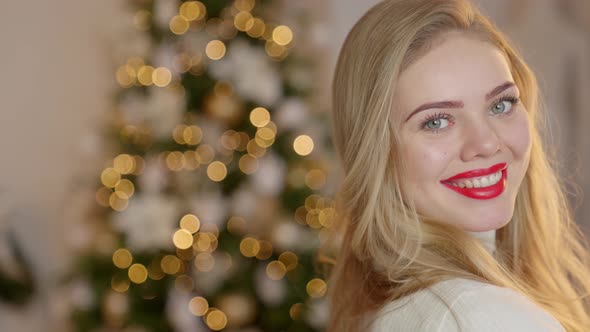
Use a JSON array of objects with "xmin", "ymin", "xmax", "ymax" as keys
[{"xmin": 467, "ymin": 230, "xmax": 496, "ymax": 255}]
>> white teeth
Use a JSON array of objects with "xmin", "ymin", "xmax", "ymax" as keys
[
  {"xmin": 480, "ymin": 177, "xmax": 490, "ymax": 186},
  {"xmin": 447, "ymin": 170, "xmax": 502, "ymax": 188},
  {"xmin": 473, "ymin": 178, "xmax": 481, "ymax": 188}
]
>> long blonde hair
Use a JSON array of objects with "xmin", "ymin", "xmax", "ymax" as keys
[{"xmin": 326, "ymin": 0, "xmax": 590, "ymax": 331}]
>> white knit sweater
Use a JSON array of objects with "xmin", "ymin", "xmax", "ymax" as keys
[{"xmin": 369, "ymin": 231, "xmax": 566, "ymax": 332}]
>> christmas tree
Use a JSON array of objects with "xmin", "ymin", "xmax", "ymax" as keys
[{"xmin": 67, "ymin": 0, "xmax": 334, "ymax": 331}]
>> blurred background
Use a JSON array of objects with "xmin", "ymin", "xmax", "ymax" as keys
[{"xmin": 0, "ymin": 0, "xmax": 588, "ymax": 331}]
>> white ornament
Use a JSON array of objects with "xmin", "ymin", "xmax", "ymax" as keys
[
  {"xmin": 145, "ymin": 86, "xmax": 186, "ymax": 139},
  {"xmin": 230, "ymin": 184, "xmax": 258, "ymax": 222},
  {"xmin": 190, "ymin": 191, "xmax": 228, "ymax": 228},
  {"xmin": 153, "ymin": 0, "xmax": 178, "ymax": 29},
  {"xmin": 166, "ymin": 288, "xmax": 206, "ymax": 332},
  {"xmin": 272, "ymin": 220, "xmax": 318, "ymax": 252},
  {"xmin": 251, "ymin": 152, "xmax": 286, "ymax": 196},
  {"xmin": 306, "ymin": 298, "xmax": 329, "ymax": 329},
  {"xmin": 255, "ymin": 264, "xmax": 286, "ymax": 306},
  {"xmin": 275, "ymin": 98, "xmax": 309, "ymax": 131},
  {"xmin": 112, "ymin": 193, "xmax": 179, "ymax": 252},
  {"xmin": 209, "ymin": 39, "xmax": 282, "ymax": 106},
  {"xmin": 138, "ymin": 156, "xmax": 168, "ymax": 194}
]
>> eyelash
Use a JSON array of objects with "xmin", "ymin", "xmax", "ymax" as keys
[{"xmin": 420, "ymin": 94, "xmax": 520, "ymax": 133}]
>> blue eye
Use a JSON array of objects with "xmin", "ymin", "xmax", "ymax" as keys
[
  {"xmin": 425, "ymin": 118, "xmax": 449, "ymax": 129},
  {"xmin": 421, "ymin": 112, "xmax": 454, "ymax": 132},
  {"xmin": 491, "ymin": 95, "xmax": 519, "ymax": 114}
]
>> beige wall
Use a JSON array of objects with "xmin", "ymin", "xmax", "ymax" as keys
[{"xmin": 0, "ymin": 1, "xmax": 119, "ymax": 330}]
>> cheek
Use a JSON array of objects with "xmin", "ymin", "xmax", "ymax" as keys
[
  {"xmin": 400, "ymin": 140, "xmax": 453, "ymax": 190},
  {"xmin": 503, "ymin": 111, "xmax": 532, "ymax": 158}
]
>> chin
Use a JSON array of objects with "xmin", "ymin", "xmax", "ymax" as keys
[{"xmin": 462, "ymin": 213, "xmax": 512, "ymax": 232}]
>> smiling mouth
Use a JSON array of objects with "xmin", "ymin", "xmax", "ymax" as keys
[{"xmin": 440, "ymin": 163, "xmax": 508, "ymax": 200}]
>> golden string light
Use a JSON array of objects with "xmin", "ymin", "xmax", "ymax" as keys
[
  {"xmin": 112, "ymin": 248, "xmax": 133, "ymax": 269},
  {"xmin": 205, "ymin": 309, "xmax": 228, "ymax": 331},
  {"xmin": 234, "ymin": 0, "xmax": 255, "ymax": 12},
  {"xmin": 234, "ymin": 11, "xmax": 253, "ymax": 31},
  {"xmin": 111, "ymin": 274, "xmax": 130, "ymax": 293},
  {"xmin": 180, "ymin": 1, "xmax": 206, "ymax": 21},
  {"xmin": 255, "ymin": 240, "xmax": 273, "ymax": 260},
  {"xmin": 128, "ymin": 264, "xmax": 148, "ymax": 284},
  {"xmin": 278, "ymin": 251, "xmax": 298, "ymax": 271},
  {"xmin": 306, "ymin": 278, "xmax": 327, "ymax": 298},
  {"xmin": 194, "ymin": 252, "xmax": 215, "ymax": 272},
  {"xmin": 180, "ymin": 214, "xmax": 201, "ymax": 233},
  {"xmin": 189, "ymin": 296, "xmax": 209, "ymax": 316},
  {"xmin": 101, "ymin": 168, "xmax": 121, "ymax": 188},
  {"xmin": 246, "ymin": 18, "xmax": 265, "ymax": 38},
  {"xmin": 289, "ymin": 303, "xmax": 303, "ymax": 320},
  {"xmin": 183, "ymin": 125, "xmax": 203, "ymax": 145},
  {"xmin": 266, "ymin": 260, "xmax": 287, "ymax": 280},
  {"xmin": 226, "ymin": 216, "xmax": 247, "ymax": 235},
  {"xmin": 272, "ymin": 25, "xmax": 293, "ymax": 46},
  {"xmin": 196, "ymin": 144, "xmax": 215, "ymax": 164},
  {"xmin": 115, "ymin": 179, "xmax": 135, "ymax": 199},
  {"xmin": 239, "ymin": 237, "xmax": 260, "ymax": 257},
  {"xmin": 249, "ymin": 107, "xmax": 270, "ymax": 127},
  {"xmin": 305, "ymin": 169, "xmax": 326, "ymax": 190},
  {"xmin": 206, "ymin": 40, "xmax": 227, "ymax": 60},
  {"xmin": 246, "ymin": 139, "xmax": 266, "ymax": 157},
  {"xmin": 238, "ymin": 154, "xmax": 258, "ymax": 174},
  {"xmin": 173, "ymin": 229, "xmax": 194, "ymax": 249},
  {"xmin": 152, "ymin": 67, "xmax": 172, "ymax": 87},
  {"xmin": 207, "ymin": 161, "xmax": 227, "ymax": 181},
  {"xmin": 109, "ymin": 192, "xmax": 129, "ymax": 211},
  {"xmin": 174, "ymin": 274, "xmax": 194, "ymax": 292},
  {"xmin": 137, "ymin": 65, "xmax": 155, "ymax": 85},
  {"xmin": 116, "ymin": 65, "xmax": 135, "ymax": 87},
  {"xmin": 149, "ymin": 258, "xmax": 165, "ymax": 280},
  {"xmin": 161, "ymin": 255, "xmax": 182, "ymax": 275},
  {"xmin": 113, "ymin": 154, "xmax": 135, "ymax": 174},
  {"xmin": 170, "ymin": 15, "xmax": 190, "ymax": 35},
  {"xmin": 96, "ymin": 187, "xmax": 112, "ymax": 207},
  {"xmin": 293, "ymin": 135, "xmax": 314, "ymax": 156}
]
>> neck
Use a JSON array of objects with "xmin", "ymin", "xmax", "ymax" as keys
[{"xmin": 467, "ymin": 229, "xmax": 496, "ymax": 254}]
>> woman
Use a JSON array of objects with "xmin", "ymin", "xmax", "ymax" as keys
[{"xmin": 326, "ymin": 0, "xmax": 590, "ymax": 331}]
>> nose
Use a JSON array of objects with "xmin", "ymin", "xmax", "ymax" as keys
[{"xmin": 460, "ymin": 119, "xmax": 501, "ymax": 161}]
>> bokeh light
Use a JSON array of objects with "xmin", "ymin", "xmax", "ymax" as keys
[
  {"xmin": 293, "ymin": 135, "xmax": 314, "ymax": 156},
  {"xmin": 272, "ymin": 25, "xmax": 293, "ymax": 46},
  {"xmin": 128, "ymin": 264, "xmax": 148, "ymax": 284},
  {"xmin": 180, "ymin": 214, "xmax": 201, "ymax": 233},
  {"xmin": 207, "ymin": 161, "xmax": 227, "ymax": 182},
  {"xmin": 189, "ymin": 296, "xmax": 209, "ymax": 316},
  {"xmin": 205, "ymin": 309, "xmax": 228, "ymax": 331},
  {"xmin": 306, "ymin": 278, "xmax": 327, "ymax": 298},
  {"xmin": 266, "ymin": 260, "xmax": 286, "ymax": 280},
  {"xmin": 173, "ymin": 229, "xmax": 194, "ymax": 249},
  {"xmin": 170, "ymin": 15, "xmax": 190, "ymax": 35},
  {"xmin": 206, "ymin": 40, "xmax": 227, "ymax": 60},
  {"xmin": 239, "ymin": 237, "xmax": 260, "ymax": 258},
  {"xmin": 112, "ymin": 248, "xmax": 133, "ymax": 269}
]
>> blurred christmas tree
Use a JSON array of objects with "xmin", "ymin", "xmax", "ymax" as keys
[{"xmin": 67, "ymin": 0, "xmax": 335, "ymax": 331}]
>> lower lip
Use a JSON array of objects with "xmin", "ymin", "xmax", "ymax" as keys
[{"xmin": 441, "ymin": 169, "xmax": 507, "ymax": 200}]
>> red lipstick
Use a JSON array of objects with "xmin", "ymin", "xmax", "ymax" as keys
[{"xmin": 440, "ymin": 163, "xmax": 508, "ymax": 200}]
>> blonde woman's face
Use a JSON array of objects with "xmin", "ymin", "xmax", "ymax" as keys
[{"xmin": 392, "ymin": 31, "xmax": 532, "ymax": 231}]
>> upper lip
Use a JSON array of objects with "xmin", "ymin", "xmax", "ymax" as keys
[{"xmin": 441, "ymin": 162, "xmax": 507, "ymax": 182}]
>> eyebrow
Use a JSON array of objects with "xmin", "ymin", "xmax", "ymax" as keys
[{"xmin": 404, "ymin": 81, "xmax": 516, "ymax": 123}]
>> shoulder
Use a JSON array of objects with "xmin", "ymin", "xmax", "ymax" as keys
[{"xmin": 369, "ymin": 278, "xmax": 565, "ymax": 332}]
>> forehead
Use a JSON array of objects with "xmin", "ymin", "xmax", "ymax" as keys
[{"xmin": 394, "ymin": 32, "xmax": 513, "ymax": 111}]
